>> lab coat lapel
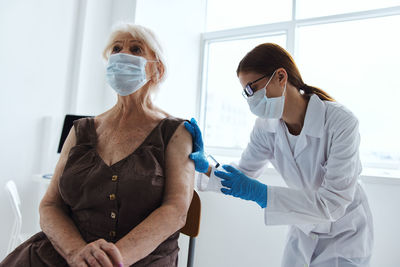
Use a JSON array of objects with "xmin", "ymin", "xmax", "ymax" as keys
[
  {"xmin": 277, "ymin": 120, "xmax": 303, "ymax": 180},
  {"xmin": 294, "ymin": 95, "xmax": 326, "ymax": 158},
  {"xmin": 294, "ymin": 133, "xmax": 308, "ymax": 159}
]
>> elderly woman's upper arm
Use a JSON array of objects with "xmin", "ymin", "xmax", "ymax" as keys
[
  {"xmin": 163, "ymin": 123, "xmax": 195, "ymax": 212},
  {"xmin": 40, "ymin": 127, "xmax": 77, "ymax": 209}
]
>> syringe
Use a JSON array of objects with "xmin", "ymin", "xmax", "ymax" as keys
[{"xmin": 206, "ymin": 153, "xmax": 221, "ymax": 169}]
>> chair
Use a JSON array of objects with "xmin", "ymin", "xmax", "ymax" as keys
[
  {"xmin": 5, "ymin": 180, "xmax": 27, "ymax": 254},
  {"xmin": 180, "ymin": 190, "xmax": 201, "ymax": 267}
]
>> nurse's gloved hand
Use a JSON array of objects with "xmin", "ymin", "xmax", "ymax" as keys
[
  {"xmin": 184, "ymin": 118, "xmax": 209, "ymax": 173},
  {"xmin": 214, "ymin": 165, "xmax": 268, "ymax": 208}
]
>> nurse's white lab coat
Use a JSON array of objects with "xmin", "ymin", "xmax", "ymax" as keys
[{"xmin": 199, "ymin": 95, "xmax": 373, "ymax": 267}]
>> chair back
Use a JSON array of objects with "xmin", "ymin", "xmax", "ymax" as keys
[
  {"xmin": 5, "ymin": 180, "xmax": 23, "ymax": 254},
  {"xmin": 180, "ymin": 190, "xmax": 201, "ymax": 237}
]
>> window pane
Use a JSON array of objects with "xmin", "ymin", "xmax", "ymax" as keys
[
  {"xmin": 297, "ymin": 0, "xmax": 400, "ymax": 19},
  {"xmin": 204, "ymin": 35, "xmax": 287, "ymax": 150},
  {"xmin": 297, "ymin": 15, "xmax": 400, "ymax": 168},
  {"xmin": 206, "ymin": 0, "xmax": 292, "ymax": 32}
]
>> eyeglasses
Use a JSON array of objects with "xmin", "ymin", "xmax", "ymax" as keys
[{"xmin": 242, "ymin": 74, "xmax": 269, "ymax": 98}]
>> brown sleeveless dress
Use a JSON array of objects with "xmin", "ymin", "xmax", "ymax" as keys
[{"xmin": 1, "ymin": 116, "xmax": 185, "ymax": 267}]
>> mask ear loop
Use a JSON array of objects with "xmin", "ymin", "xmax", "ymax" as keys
[
  {"xmin": 277, "ymin": 70, "xmax": 287, "ymax": 97},
  {"xmin": 282, "ymin": 79, "xmax": 287, "ymax": 97},
  {"xmin": 260, "ymin": 70, "xmax": 277, "ymax": 95}
]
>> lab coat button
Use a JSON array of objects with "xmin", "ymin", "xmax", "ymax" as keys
[
  {"xmin": 112, "ymin": 175, "xmax": 118, "ymax": 181},
  {"xmin": 109, "ymin": 194, "xmax": 116, "ymax": 200},
  {"xmin": 311, "ymin": 233, "xmax": 317, "ymax": 240}
]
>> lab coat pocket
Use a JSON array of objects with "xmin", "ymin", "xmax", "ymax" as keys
[
  {"xmin": 296, "ymin": 221, "xmax": 331, "ymax": 236},
  {"xmin": 312, "ymin": 222, "xmax": 332, "ymax": 234}
]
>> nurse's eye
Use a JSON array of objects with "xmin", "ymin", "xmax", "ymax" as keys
[
  {"xmin": 251, "ymin": 84, "xmax": 259, "ymax": 91},
  {"xmin": 112, "ymin": 45, "xmax": 122, "ymax": 54},
  {"xmin": 130, "ymin": 45, "xmax": 142, "ymax": 55}
]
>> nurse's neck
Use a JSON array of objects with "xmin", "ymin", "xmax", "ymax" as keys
[{"xmin": 282, "ymin": 84, "xmax": 309, "ymax": 136}]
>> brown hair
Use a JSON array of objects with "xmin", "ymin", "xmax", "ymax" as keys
[{"xmin": 236, "ymin": 43, "xmax": 334, "ymax": 101}]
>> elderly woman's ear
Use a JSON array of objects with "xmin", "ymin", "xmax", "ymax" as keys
[
  {"xmin": 157, "ymin": 62, "xmax": 165, "ymax": 82},
  {"xmin": 151, "ymin": 62, "xmax": 164, "ymax": 83}
]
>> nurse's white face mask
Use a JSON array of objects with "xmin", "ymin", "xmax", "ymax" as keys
[{"xmin": 246, "ymin": 70, "xmax": 287, "ymax": 119}]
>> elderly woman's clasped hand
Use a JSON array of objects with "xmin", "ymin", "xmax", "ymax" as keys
[{"xmin": 67, "ymin": 239, "xmax": 123, "ymax": 267}]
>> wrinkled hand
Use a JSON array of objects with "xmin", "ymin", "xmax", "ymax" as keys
[
  {"xmin": 184, "ymin": 118, "xmax": 209, "ymax": 173},
  {"xmin": 214, "ymin": 165, "xmax": 268, "ymax": 208},
  {"xmin": 67, "ymin": 239, "xmax": 124, "ymax": 267}
]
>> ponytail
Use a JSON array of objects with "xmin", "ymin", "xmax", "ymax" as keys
[{"xmin": 300, "ymin": 84, "xmax": 335, "ymax": 101}]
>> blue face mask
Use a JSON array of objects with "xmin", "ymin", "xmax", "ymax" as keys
[{"xmin": 106, "ymin": 53, "xmax": 149, "ymax": 96}]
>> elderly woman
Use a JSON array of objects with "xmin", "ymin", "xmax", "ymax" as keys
[{"xmin": 1, "ymin": 23, "xmax": 194, "ymax": 267}]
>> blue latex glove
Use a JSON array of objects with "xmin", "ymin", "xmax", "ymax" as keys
[
  {"xmin": 184, "ymin": 118, "xmax": 209, "ymax": 173},
  {"xmin": 214, "ymin": 165, "xmax": 268, "ymax": 208}
]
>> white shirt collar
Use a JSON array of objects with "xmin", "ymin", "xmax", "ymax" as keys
[
  {"xmin": 302, "ymin": 94, "xmax": 326, "ymax": 138},
  {"xmin": 259, "ymin": 94, "xmax": 326, "ymax": 138}
]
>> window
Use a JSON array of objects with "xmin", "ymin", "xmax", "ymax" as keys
[
  {"xmin": 296, "ymin": 15, "xmax": 400, "ymax": 169},
  {"xmin": 203, "ymin": 35, "xmax": 286, "ymax": 152},
  {"xmin": 201, "ymin": 1, "xmax": 400, "ymax": 169}
]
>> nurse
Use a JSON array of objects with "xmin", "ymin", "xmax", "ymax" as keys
[{"xmin": 184, "ymin": 43, "xmax": 373, "ymax": 267}]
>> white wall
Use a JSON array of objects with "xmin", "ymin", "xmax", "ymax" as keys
[
  {"xmin": 0, "ymin": 0, "xmax": 78, "ymax": 257},
  {"xmin": 362, "ymin": 178, "xmax": 400, "ymax": 267}
]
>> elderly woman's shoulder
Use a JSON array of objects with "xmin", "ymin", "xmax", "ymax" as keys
[{"xmin": 159, "ymin": 116, "xmax": 187, "ymax": 134}]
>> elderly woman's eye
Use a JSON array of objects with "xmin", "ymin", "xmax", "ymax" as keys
[
  {"xmin": 130, "ymin": 45, "xmax": 142, "ymax": 54},
  {"xmin": 112, "ymin": 45, "xmax": 121, "ymax": 53}
]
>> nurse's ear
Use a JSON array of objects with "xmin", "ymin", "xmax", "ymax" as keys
[{"xmin": 276, "ymin": 68, "xmax": 288, "ymax": 86}]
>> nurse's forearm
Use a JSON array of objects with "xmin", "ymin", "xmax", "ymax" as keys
[
  {"xmin": 39, "ymin": 203, "xmax": 86, "ymax": 262},
  {"xmin": 267, "ymin": 185, "xmax": 352, "ymax": 224}
]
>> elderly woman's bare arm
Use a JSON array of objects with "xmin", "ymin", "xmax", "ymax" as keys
[
  {"xmin": 39, "ymin": 127, "xmax": 85, "ymax": 258},
  {"xmin": 115, "ymin": 122, "xmax": 195, "ymax": 265},
  {"xmin": 39, "ymin": 127, "xmax": 122, "ymax": 267}
]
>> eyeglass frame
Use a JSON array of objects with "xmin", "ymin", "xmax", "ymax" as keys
[{"xmin": 242, "ymin": 70, "xmax": 277, "ymax": 98}]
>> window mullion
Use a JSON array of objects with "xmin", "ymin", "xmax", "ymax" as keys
[{"xmin": 197, "ymin": 38, "xmax": 209, "ymax": 133}]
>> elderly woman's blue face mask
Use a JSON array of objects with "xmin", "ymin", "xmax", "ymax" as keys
[{"xmin": 106, "ymin": 53, "xmax": 151, "ymax": 96}]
